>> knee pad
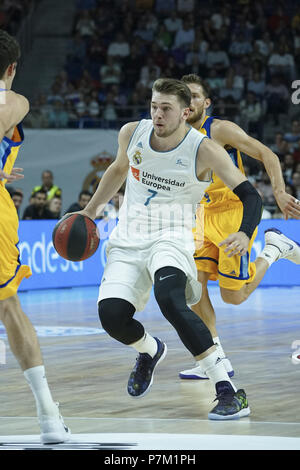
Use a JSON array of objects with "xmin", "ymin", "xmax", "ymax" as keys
[{"xmin": 98, "ymin": 298, "xmax": 143, "ymax": 344}]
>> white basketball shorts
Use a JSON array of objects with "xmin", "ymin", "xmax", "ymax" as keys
[{"xmin": 98, "ymin": 238, "xmax": 202, "ymax": 312}]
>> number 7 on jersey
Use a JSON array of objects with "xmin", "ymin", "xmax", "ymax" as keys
[{"xmin": 144, "ymin": 189, "xmax": 158, "ymax": 206}]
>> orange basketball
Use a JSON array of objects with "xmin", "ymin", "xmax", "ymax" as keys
[{"xmin": 52, "ymin": 214, "xmax": 100, "ymax": 261}]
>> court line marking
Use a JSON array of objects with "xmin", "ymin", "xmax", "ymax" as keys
[{"xmin": 0, "ymin": 416, "xmax": 299, "ymax": 426}]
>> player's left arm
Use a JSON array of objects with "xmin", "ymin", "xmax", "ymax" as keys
[
  {"xmin": 213, "ymin": 120, "xmax": 300, "ymax": 219},
  {"xmin": 197, "ymin": 138, "xmax": 263, "ymax": 257}
]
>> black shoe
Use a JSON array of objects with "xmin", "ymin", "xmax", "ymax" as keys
[
  {"xmin": 127, "ymin": 337, "xmax": 167, "ymax": 398},
  {"xmin": 208, "ymin": 381, "xmax": 250, "ymax": 420}
]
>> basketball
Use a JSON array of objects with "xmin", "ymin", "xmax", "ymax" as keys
[{"xmin": 52, "ymin": 214, "xmax": 100, "ymax": 262}]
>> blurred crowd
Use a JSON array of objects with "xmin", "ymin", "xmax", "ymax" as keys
[
  {"xmin": 6, "ymin": 169, "xmax": 125, "ymax": 222},
  {"xmin": 23, "ymin": 0, "xmax": 300, "ymax": 134},
  {"xmin": 4, "ymin": 0, "xmax": 300, "ymax": 218},
  {"xmin": 0, "ymin": 0, "xmax": 34, "ymax": 35}
]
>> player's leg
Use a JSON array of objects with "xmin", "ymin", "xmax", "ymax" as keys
[
  {"xmin": 0, "ymin": 294, "xmax": 70, "ymax": 444},
  {"xmin": 98, "ymin": 247, "xmax": 167, "ymax": 398},
  {"xmin": 179, "ymin": 270, "xmax": 234, "ymax": 380},
  {"xmin": 220, "ymin": 227, "xmax": 300, "ymax": 305},
  {"xmin": 154, "ymin": 266, "xmax": 250, "ymax": 420}
]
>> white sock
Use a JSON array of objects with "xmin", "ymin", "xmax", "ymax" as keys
[
  {"xmin": 197, "ymin": 350, "xmax": 237, "ymax": 392},
  {"xmin": 213, "ymin": 336, "xmax": 226, "ymax": 358},
  {"xmin": 130, "ymin": 332, "xmax": 158, "ymax": 358},
  {"xmin": 24, "ymin": 365, "xmax": 57, "ymax": 417},
  {"xmin": 258, "ymin": 244, "xmax": 280, "ymax": 267}
]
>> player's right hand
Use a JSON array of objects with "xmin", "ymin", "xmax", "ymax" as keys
[{"xmin": 0, "ymin": 167, "xmax": 24, "ymax": 183}]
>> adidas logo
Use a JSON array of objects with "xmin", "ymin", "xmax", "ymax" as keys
[{"xmin": 137, "ymin": 142, "xmax": 143, "ymax": 148}]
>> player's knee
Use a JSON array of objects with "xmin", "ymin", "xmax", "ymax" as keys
[
  {"xmin": 220, "ymin": 288, "xmax": 245, "ymax": 305},
  {"xmin": 98, "ymin": 299, "xmax": 122, "ymax": 335},
  {"xmin": 98, "ymin": 298, "xmax": 136, "ymax": 339}
]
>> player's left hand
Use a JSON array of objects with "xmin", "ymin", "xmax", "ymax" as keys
[
  {"xmin": 275, "ymin": 191, "xmax": 300, "ymax": 220},
  {"xmin": 0, "ymin": 167, "xmax": 24, "ymax": 183},
  {"xmin": 219, "ymin": 231, "xmax": 250, "ymax": 257}
]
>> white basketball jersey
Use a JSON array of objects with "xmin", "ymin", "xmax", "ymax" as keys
[{"xmin": 110, "ymin": 119, "xmax": 210, "ymax": 250}]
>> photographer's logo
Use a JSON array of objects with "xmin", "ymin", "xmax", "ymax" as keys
[
  {"xmin": 291, "ymin": 81, "xmax": 300, "ymax": 104},
  {"xmin": 0, "ymin": 80, "xmax": 6, "ymax": 104},
  {"xmin": 291, "ymin": 340, "xmax": 300, "ymax": 364},
  {"xmin": 0, "ymin": 340, "xmax": 6, "ymax": 365}
]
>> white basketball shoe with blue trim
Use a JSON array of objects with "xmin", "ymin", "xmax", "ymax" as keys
[{"xmin": 264, "ymin": 228, "xmax": 300, "ymax": 264}]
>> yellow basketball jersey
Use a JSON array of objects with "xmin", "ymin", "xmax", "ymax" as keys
[
  {"xmin": 0, "ymin": 124, "xmax": 24, "ymax": 186},
  {"xmin": 0, "ymin": 123, "xmax": 31, "ymax": 300},
  {"xmin": 199, "ymin": 116, "xmax": 245, "ymax": 210}
]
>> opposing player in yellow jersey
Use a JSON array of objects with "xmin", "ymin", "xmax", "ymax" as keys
[
  {"xmin": 0, "ymin": 29, "xmax": 70, "ymax": 443},
  {"xmin": 179, "ymin": 74, "xmax": 300, "ymax": 380}
]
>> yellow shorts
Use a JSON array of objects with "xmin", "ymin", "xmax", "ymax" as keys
[
  {"xmin": 0, "ymin": 185, "xmax": 31, "ymax": 300},
  {"xmin": 194, "ymin": 203, "xmax": 257, "ymax": 291}
]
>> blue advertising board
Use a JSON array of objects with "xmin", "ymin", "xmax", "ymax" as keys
[{"xmin": 18, "ymin": 218, "xmax": 299, "ymax": 292}]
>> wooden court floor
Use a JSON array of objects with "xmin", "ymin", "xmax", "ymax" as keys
[{"xmin": 0, "ymin": 284, "xmax": 299, "ymax": 446}]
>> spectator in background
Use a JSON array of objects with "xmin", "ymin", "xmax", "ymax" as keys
[
  {"xmin": 291, "ymin": 171, "xmax": 300, "ymax": 199},
  {"xmin": 268, "ymin": 45, "xmax": 296, "ymax": 80},
  {"xmin": 284, "ymin": 120, "xmax": 300, "ymax": 147},
  {"xmin": 265, "ymin": 75, "xmax": 289, "ymax": 124},
  {"xmin": 48, "ymin": 196, "xmax": 62, "ymax": 219},
  {"xmin": 229, "ymin": 33, "xmax": 253, "ymax": 59},
  {"xmin": 75, "ymin": 10, "xmax": 96, "ymax": 38},
  {"xmin": 164, "ymin": 10, "xmax": 182, "ymax": 35},
  {"xmin": 206, "ymin": 68, "xmax": 223, "ymax": 94},
  {"xmin": 103, "ymin": 92, "xmax": 119, "ymax": 123},
  {"xmin": 155, "ymin": 0, "xmax": 176, "ymax": 16},
  {"xmin": 47, "ymin": 101, "xmax": 69, "ymax": 128},
  {"xmin": 292, "ymin": 139, "xmax": 300, "ymax": 163},
  {"xmin": 100, "ymin": 56, "xmax": 121, "ymax": 86},
  {"xmin": 155, "ymin": 23, "xmax": 173, "ymax": 51},
  {"xmin": 219, "ymin": 69, "xmax": 242, "ymax": 102},
  {"xmin": 65, "ymin": 190, "xmax": 92, "ymax": 214},
  {"xmin": 255, "ymin": 171, "xmax": 276, "ymax": 211},
  {"xmin": 255, "ymin": 31, "xmax": 274, "ymax": 58},
  {"xmin": 205, "ymin": 41, "xmax": 230, "ymax": 76},
  {"xmin": 107, "ymin": 32, "xmax": 130, "ymax": 61},
  {"xmin": 247, "ymin": 71, "xmax": 266, "ymax": 99},
  {"xmin": 32, "ymin": 170, "xmax": 62, "ymax": 202},
  {"xmin": 282, "ymin": 153, "xmax": 295, "ymax": 184},
  {"xmin": 240, "ymin": 91, "xmax": 263, "ymax": 140},
  {"xmin": 270, "ymin": 132, "xmax": 290, "ymax": 159},
  {"xmin": 11, "ymin": 190, "xmax": 24, "ymax": 218},
  {"xmin": 23, "ymin": 190, "xmax": 54, "ymax": 220},
  {"xmin": 177, "ymin": 0, "xmax": 195, "ymax": 14},
  {"xmin": 173, "ymin": 19, "xmax": 195, "ymax": 51}
]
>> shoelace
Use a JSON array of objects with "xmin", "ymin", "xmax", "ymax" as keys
[
  {"xmin": 213, "ymin": 391, "xmax": 235, "ymax": 405},
  {"xmin": 134, "ymin": 353, "xmax": 152, "ymax": 381}
]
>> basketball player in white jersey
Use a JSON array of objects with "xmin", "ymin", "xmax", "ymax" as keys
[{"xmin": 76, "ymin": 78, "xmax": 263, "ymax": 419}]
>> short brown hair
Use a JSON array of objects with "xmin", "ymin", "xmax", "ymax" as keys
[
  {"xmin": 152, "ymin": 78, "xmax": 191, "ymax": 108},
  {"xmin": 0, "ymin": 29, "xmax": 20, "ymax": 78},
  {"xmin": 181, "ymin": 74, "xmax": 210, "ymax": 99}
]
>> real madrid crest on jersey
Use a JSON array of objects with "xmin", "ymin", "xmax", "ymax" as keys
[{"xmin": 133, "ymin": 150, "xmax": 142, "ymax": 165}]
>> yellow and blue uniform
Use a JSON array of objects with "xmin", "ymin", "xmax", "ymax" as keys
[
  {"xmin": 194, "ymin": 116, "xmax": 257, "ymax": 290},
  {"xmin": 0, "ymin": 123, "xmax": 31, "ymax": 300}
]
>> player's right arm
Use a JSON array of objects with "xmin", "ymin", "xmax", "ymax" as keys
[
  {"xmin": 76, "ymin": 121, "xmax": 138, "ymax": 220},
  {"xmin": 0, "ymin": 92, "xmax": 29, "ymax": 182}
]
